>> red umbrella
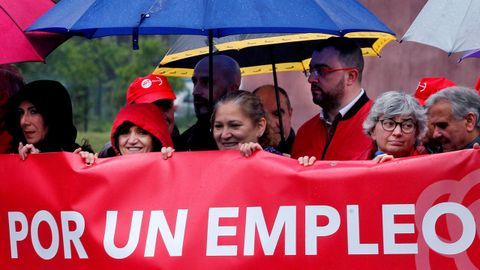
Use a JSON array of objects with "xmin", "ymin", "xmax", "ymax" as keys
[{"xmin": 0, "ymin": 0, "xmax": 66, "ymax": 64}]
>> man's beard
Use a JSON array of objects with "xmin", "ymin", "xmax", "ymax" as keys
[
  {"xmin": 194, "ymin": 88, "xmax": 229, "ymax": 123},
  {"xmin": 194, "ymin": 96, "xmax": 213, "ymax": 122},
  {"xmin": 312, "ymin": 78, "xmax": 345, "ymax": 113}
]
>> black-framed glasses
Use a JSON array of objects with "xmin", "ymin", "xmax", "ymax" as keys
[
  {"xmin": 305, "ymin": 66, "xmax": 357, "ymax": 78},
  {"xmin": 379, "ymin": 119, "xmax": 416, "ymax": 134}
]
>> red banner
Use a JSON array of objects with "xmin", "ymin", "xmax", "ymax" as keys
[{"xmin": 1, "ymin": 150, "xmax": 480, "ymax": 269}]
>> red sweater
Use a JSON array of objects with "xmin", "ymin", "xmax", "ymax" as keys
[
  {"xmin": 0, "ymin": 130, "xmax": 12, "ymax": 153},
  {"xmin": 292, "ymin": 94, "xmax": 373, "ymax": 160}
]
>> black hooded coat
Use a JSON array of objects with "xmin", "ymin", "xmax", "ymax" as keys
[{"xmin": 6, "ymin": 80, "xmax": 82, "ymax": 153}]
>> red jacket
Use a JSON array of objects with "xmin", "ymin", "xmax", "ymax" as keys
[
  {"xmin": 0, "ymin": 130, "xmax": 12, "ymax": 153},
  {"xmin": 292, "ymin": 94, "xmax": 373, "ymax": 160},
  {"xmin": 111, "ymin": 103, "xmax": 173, "ymax": 155}
]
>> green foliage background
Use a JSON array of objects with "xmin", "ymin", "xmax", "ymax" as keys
[{"xmin": 16, "ymin": 36, "xmax": 186, "ymax": 134}]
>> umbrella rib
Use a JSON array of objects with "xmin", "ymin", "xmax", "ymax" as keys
[
  {"xmin": 202, "ymin": 0, "xmax": 213, "ymax": 36},
  {"xmin": 0, "ymin": 5, "xmax": 44, "ymax": 60},
  {"xmin": 0, "ymin": 6, "xmax": 25, "ymax": 36}
]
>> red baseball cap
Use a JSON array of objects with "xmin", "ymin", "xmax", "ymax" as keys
[
  {"xmin": 414, "ymin": 77, "xmax": 456, "ymax": 106},
  {"xmin": 126, "ymin": 74, "xmax": 176, "ymax": 104}
]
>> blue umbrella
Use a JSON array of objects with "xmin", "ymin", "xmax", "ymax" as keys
[{"xmin": 28, "ymin": 0, "xmax": 394, "ymax": 46}]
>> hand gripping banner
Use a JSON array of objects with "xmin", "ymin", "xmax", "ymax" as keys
[{"xmin": 0, "ymin": 150, "xmax": 479, "ymax": 269}]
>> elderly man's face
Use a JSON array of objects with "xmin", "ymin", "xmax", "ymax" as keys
[{"xmin": 428, "ymin": 100, "xmax": 471, "ymax": 152}]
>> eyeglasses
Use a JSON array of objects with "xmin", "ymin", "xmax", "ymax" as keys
[
  {"xmin": 305, "ymin": 66, "xmax": 357, "ymax": 78},
  {"xmin": 379, "ymin": 119, "xmax": 416, "ymax": 134}
]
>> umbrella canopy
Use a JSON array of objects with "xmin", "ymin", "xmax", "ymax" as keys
[
  {"xmin": 28, "ymin": 0, "xmax": 394, "ymax": 39},
  {"xmin": 154, "ymin": 33, "xmax": 395, "ymax": 77},
  {"xmin": 0, "ymin": 0, "xmax": 66, "ymax": 64},
  {"xmin": 402, "ymin": 0, "xmax": 480, "ymax": 54}
]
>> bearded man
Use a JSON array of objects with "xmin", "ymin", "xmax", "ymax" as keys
[{"xmin": 292, "ymin": 37, "xmax": 372, "ymax": 160}]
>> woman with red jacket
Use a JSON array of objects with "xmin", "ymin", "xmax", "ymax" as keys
[
  {"xmin": 110, "ymin": 103, "xmax": 174, "ymax": 157},
  {"xmin": 79, "ymin": 103, "xmax": 174, "ymax": 165}
]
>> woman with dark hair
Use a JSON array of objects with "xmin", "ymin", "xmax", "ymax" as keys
[
  {"xmin": 211, "ymin": 90, "xmax": 280, "ymax": 156},
  {"xmin": 110, "ymin": 103, "xmax": 174, "ymax": 157},
  {"xmin": 5, "ymin": 80, "xmax": 92, "ymax": 160}
]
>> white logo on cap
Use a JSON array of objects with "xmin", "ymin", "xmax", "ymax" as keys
[
  {"xmin": 151, "ymin": 76, "xmax": 163, "ymax": 86},
  {"xmin": 141, "ymin": 79, "xmax": 152, "ymax": 89},
  {"xmin": 417, "ymin": 82, "xmax": 427, "ymax": 92}
]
